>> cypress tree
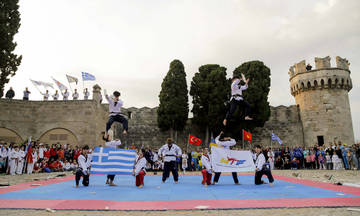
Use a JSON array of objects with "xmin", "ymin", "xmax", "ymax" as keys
[
  {"xmin": 0, "ymin": 0, "xmax": 22, "ymax": 97},
  {"xmin": 157, "ymin": 59, "xmax": 189, "ymax": 140}
]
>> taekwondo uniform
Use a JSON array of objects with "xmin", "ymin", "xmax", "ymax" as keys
[
  {"xmin": 201, "ymin": 153, "xmax": 212, "ymax": 185},
  {"xmin": 159, "ymin": 143, "xmax": 182, "ymax": 183},
  {"xmin": 254, "ymin": 152, "xmax": 274, "ymax": 185},
  {"xmin": 52, "ymin": 93, "xmax": 59, "ymax": 100},
  {"xmin": 84, "ymin": 91, "xmax": 90, "ymax": 100},
  {"xmin": 105, "ymin": 140, "xmax": 122, "ymax": 148},
  {"xmin": 105, "ymin": 96, "xmax": 128, "ymax": 133},
  {"xmin": 134, "ymin": 156, "xmax": 147, "ymax": 187},
  {"xmin": 225, "ymin": 78, "xmax": 251, "ymax": 121},
  {"xmin": 42, "ymin": 92, "xmax": 49, "ymax": 101},
  {"xmin": 76, "ymin": 153, "xmax": 90, "ymax": 186},
  {"xmin": 72, "ymin": 92, "xmax": 79, "ymax": 100},
  {"xmin": 16, "ymin": 149, "xmax": 26, "ymax": 174},
  {"xmin": 63, "ymin": 91, "xmax": 69, "ymax": 100},
  {"xmin": 9, "ymin": 149, "xmax": 18, "ymax": 175},
  {"xmin": 213, "ymin": 135, "xmax": 239, "ymax": 184},
  {"xmin": 27, "ymin": 151, "xmax": 37, "ymax": 174}
]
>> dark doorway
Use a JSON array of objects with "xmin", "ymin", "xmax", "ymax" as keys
[{"xmin": 317, "ymin": 136, "xmax": 324, "ymax": 146}]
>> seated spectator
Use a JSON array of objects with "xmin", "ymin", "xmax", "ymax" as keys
[
  {"xmin": 275, "ymin": 156, "xmax": 284, "ymax": 169},
  {"xmin": 64, "ymin": 160, "xmax": 72, "ymax": 171},
  {"xmin": 284, "ymin": 158, "xmax": 291, "ymax": 169}
]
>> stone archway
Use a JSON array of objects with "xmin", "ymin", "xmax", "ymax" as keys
[
  {"xmin": 39, "ymin": 128, "xmax": 79, "ymax": 146},
  {"xmin": 0, "ymin": 127, "xmax": 24, "ymax": 143}
]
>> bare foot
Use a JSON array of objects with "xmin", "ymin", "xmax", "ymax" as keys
[
  {"xmin": 245, "ymin": 116, "xmax": 253, "ymax": 120},
  {"xmin": 211, "ymin": 182, "xmax": 215, "ymax": 185},
  {"xmin": 105, "ymin": 179, "xmax": 109, "ymax": 184},
  {"xmin": 223, "ymin": 119, "xmax": 227, "ymax": 126},
  {"xmin": 138, "ymin": 185, "xmax": 143, "ymax": 188},
  {"xmin": 175, "ymin": 181, "xmax": 178, "ymax": 184},
  {"xmin": 123, "ymin": 130, "xmax": 128, "ymax": 135},
  {"xmin": 109, "ymin": 182, "xmax": 117, "ymax": 186},
  {"xmin": 204, "ymin": 183, "xmax": 208, "ymax": 187},
  {"xmin": 75, "ymin": 185, "xmax": 79, "ymax": 188},
  {"xmin": 270, "ymin": 183, "xmax": 273, "ymax": 187}
]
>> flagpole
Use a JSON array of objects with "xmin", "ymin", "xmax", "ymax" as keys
[
  {"xmin": 270, "ymin": 130, "xmax": 273, "ymax": 150},
  {"xmin": 242, "ymin": 129, "xmax": 244, "ymax": 150},
  {"xmin": 186, "ymin": 134, "xmax": 189, "ymax": 154}
]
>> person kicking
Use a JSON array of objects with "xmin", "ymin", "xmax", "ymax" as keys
[
  {"xmin": 104, "ymin": 90, "xmax": 128, "ymax": 138},
  {"xmin": 223, "ymin": 73, "xmax": 252, "ymax": 126}
]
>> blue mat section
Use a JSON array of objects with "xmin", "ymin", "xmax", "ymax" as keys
[{"xmin": 0, "ymin": 175, "xmax": 358, "ymax": 201}]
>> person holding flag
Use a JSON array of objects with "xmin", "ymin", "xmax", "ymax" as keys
[
  {"xmin": 83, "ymin": 88, "xmax": 90, "ymax": 100},
  {"xmin": 212, "ymin": 131, "xmax": 240, "ymax": 185},
  {"xmin": 42, "ymin": 90, "xmax": 50, "ymax": 101}
]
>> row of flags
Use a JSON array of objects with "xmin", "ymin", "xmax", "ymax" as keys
[
  {"xmin": 188, "ymin": 131, "xmax": 283, "ymax": 146},
  {"xmin": 30, "ymin": 72, "xmax": 96, "ymax": 93}
]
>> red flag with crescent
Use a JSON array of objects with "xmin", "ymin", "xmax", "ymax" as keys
[
  {"xmin": 188, "ymin": 135, "xmax": 202, "ymax": 146},
  {"xmin": 243, "ymin": 130, "xmax": 252, "ymax": 143}
]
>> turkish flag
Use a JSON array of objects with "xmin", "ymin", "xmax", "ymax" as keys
[
  {"xmin": 188, "ymin": 135, "xmax": 202, "ymax": 146},
  {"xmin": 243, "ymin": 130, "xmax": 252, "ymax": 143}
]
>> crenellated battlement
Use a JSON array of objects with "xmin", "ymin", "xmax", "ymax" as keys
[{"xmin": 289, "ymin": 56, "xmax": 352, "ymax": 96}]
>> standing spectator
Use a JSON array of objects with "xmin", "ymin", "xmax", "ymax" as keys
[
  {"xmin": 84, "ymin": 88, "xmax": 90, "ymax": 100},
  {"xmin": 23, "ymin": 87, "xmax": 31, "ymax": 100},
  {"xmin": 306, "ymin": 63, "xmax": 312, "ymax": 71},
  {"xmin": 58, "ymin": 146, "xmax": 65, "ymax": 161},
  {"xmin": 38, "ymin": 144, "xmax": 45, "ymax": 161},
  {"xmin": 42, "ymin": 90, "xmax": 50, "ymax": 101},
  {"xmin": 5, "ymin": 87, "xmax": 15, "ymax": 99},
  {"xmin": 310, "ymin": 151, "xmax": 316, "ymax": 169},
  {"xmin": 318, "ymin": 153, "xmax": 325, "ymax": 170},
  {"xmin": 63, "ymin": 89, "xmax": 69, "ymax": 101},
  {"xmin": 50, "ymin": 144, "xmax": 57, "ymax": 161},
  {"xmin": 350, "ymin": 145, "xmax": 358, "ymax": 170},
  {"xmin": 52, "ymin": 90, "xmax": 59, "ymax": 100},
  {"xmin": 347, "ymin": 149, "xmax": 353, "ymax": 170},
  {"xmin": 305, "ymin": 152, "xmax": 311, "ymax": 169},
  {"xmin": 9, "ymin": 145, "xmax": 19, "ymax": 175},
  {"xmin": 325, "ymin": 152, "xmax": 332, "ymax": 170},
  {"xmin": 16, "ymin": 146, "xmax": 26, "ymax": 174},
  {"xmin": 27, "ymin": 148, "xmax": 37, "ymax": 174},
  {"xmin": 72, "ymin": 89, "xmax": 79, "ymax": 100},
  {"xmin": 181, "ymin": 151, "xmax": 188, "ymax": 174},
  {"xmin": 332, "ymin": 151, "xmax": 341, "ymax": 170}
]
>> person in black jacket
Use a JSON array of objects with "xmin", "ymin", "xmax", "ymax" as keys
[{"xmin": 5, "ymin": 87, "xmax": 15, "ymax": 99}]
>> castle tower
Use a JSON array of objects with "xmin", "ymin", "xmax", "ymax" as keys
[{"xmin": 289, "ymin": 56, "xmax": 355, "ymax": 147}]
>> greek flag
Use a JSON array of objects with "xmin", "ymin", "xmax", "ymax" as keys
[
  {"xmin": 271, "ymin": 133, "xmax": 283, "ymax": 145},
  {"xmin": 91, "ymin": 147, "xmax": 136, "ymax": 175},
  {"xmin": 82, "ymin": 72, "xmax": 96, "ymax": 81}
]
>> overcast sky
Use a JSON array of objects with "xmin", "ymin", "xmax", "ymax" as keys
[{"xmin": 6, "ymin": 0, "xmax": 360, "ymax": 141}]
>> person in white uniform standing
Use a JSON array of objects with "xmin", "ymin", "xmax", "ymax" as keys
[{"xmin": 159, "ymin": 138, "xmax": 182, "ymax": 183}]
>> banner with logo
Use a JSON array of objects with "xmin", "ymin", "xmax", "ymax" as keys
[{"xmin": 210, "ymin": 146, "xmax": 255, "ymax": 172}]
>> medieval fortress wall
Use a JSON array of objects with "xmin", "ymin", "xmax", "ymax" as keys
[{"xmin": 0, "ymin": 56, "xmax": 355, "ymax": 149}]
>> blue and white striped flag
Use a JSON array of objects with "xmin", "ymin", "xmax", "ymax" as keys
[
  {"xmin": 82, "ymin": 72, "xmax": 96, "ymax": 81},
  {"xmin": 91, "ymin": 147, "xmax": 136, "ymax": 175},
  {"xmin": 271, "ymin": 133, "xmax": 283, "ymax": 145}
]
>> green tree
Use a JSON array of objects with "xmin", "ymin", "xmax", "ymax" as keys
[
  {"xmin": 157, "ymin": 59, "xmax": 189, "ymax": 141},
  {"xmin": 190, "ymin": 64, "xmax": 229, "ymax": 144},
  {"xmin": 227, "ymin": 60, "xmax": 271, "ymax": 140},
  {"xmin": 0, "ymin": 0, "xmax": 22, "ymax": 98}
]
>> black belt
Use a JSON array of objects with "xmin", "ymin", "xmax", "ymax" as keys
[
  {"xmin": 232, "ymin": 94, "xmax": 242, "ymax": 97},
  {"xmin": 165, "ymin": 154, "xmax": 176, "ymax": 157}
]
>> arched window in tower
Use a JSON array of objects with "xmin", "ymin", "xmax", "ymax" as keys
[
  {"xmin": 314, "ymin": 80, "xmax": 318, "ymax": 87},
  {"xmin": 335, "ymin": 79, "xmax": 338, "ymax": 88},
  {"xmin": 296, "ymin": 84, "xmax": 298, "ymax": 90},
  {"xmin": 341, "ymin": 78, "xmax": 345, "ymax": 87},
  {"xmin": 307, "ymin": 81, "xmax": 311, "ymax": 88},
  {"xmin": 346, "ymin": 79, "xmax": 349, "ymax": 86},
  {"xmin": 321, "ymin": 79, "xmax": 325, "ymax": 88},
  {"xmin": 328, "ymin": 78, "xmax": 332, "ymax": 88},
  {"xmin": 301, "ymin": 82, "xmax": 305, "ymax": 89}
]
